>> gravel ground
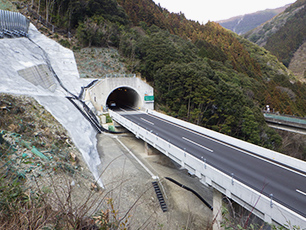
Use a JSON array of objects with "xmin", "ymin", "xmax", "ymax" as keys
[{"xmin": 97, "ymin": 132, "xmax": 214, "ymax": 229}]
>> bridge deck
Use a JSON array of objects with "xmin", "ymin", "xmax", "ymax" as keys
[
  {"xmin": 111, "ymin": 109, "xmax": 306, "ymax": 227},
  {"xmin": 264, "ymin": 113, "xmax": 306, "ymax": 128}
]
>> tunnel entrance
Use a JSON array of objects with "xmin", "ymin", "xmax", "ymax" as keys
[{"xmin": 106, "ymin": 87, "xmax": 141, "ymax": 109}]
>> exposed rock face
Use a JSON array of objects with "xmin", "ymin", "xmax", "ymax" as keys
[{"xmin": 288, "ymin": 41, "xmax": 306, "ymax": 82}]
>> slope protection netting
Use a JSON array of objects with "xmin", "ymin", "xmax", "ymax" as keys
[{"xmin": 74, "ymin": 47, "xmax": 128, "ymax": 78}]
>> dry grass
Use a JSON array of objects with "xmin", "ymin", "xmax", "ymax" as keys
[{"xmin": 0, "ymin": 169, "xmax": 133, "ymax": 230}]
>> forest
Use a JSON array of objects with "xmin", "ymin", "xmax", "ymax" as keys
[
  {"xmin": 264, "ymin": 0, "xmax": 306, "ymax": 67},
  {"xmin": 22, "ymin": 0, "xmax": 306, "ymax": 156}
]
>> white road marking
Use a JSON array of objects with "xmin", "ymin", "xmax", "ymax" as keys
[
  {"xmin": 141, "ymin": 117, "xmax": 154, "ymax": 126},
  {"xmin": 146, "ymin": 113, "xmax": 306, "ymax": 178},
  {"xmin": 296, "ymin": 189, "xmax": 306, "ymax": 196},
  {"xmin": 115, "ymin": 137, "xmax": 157, "ymax": 179},
  {"xmin": 182, "ymin": 137, "xmax": 214, "ymax": 152}
]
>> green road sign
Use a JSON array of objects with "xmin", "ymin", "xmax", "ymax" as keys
[{"xmin": 144, "ymin": 95, "xmax": 154, "ymax": 101}]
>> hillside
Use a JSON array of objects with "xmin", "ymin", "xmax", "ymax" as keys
[
  {"xmin": 1, "ymin": 0, "xmax": 306, "ymax": 228},
  {"xmin": 0, "ymin": 0, "xmax": 16, "ymax": 11},
  {"xmin": 14, "ymin": 0, "xmax": 306, "ymax": 156},
  {"xmin": 244, "ymin": 0, "xmax": 306, "ymax": 81},
  {"xmin": 0, "ymin": 94, "xmax": 102, "ymax": 229},
  {"xmin": 218, "ymin": 5, "xmax": 289, "ymax": 35}
]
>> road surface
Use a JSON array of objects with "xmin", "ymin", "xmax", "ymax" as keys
[{"xmin": 115, "ymin": 109, "xmax": 306, "ymax": 218}]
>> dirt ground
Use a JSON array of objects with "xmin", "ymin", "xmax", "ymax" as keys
[
  {"xmin": 96, "ymin": 131, "xmax": 214, "ymax": 229},
  {"xmin": 1, "ymin": 94, "xmax": 214, "ymax": 229}
]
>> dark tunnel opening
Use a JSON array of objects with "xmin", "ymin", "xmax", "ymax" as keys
[{"xmin": 106, "ymin": 87, "xmax": 141, "ymax": 109}]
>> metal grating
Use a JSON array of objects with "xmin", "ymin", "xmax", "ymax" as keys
[{"xmin": 18, "ymin": 64, "xmax": 57, "ymax": 92}]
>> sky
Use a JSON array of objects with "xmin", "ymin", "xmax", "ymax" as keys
[{"xmin": 152, "ymin": 0, "xmax": 296, "ymax": 24}]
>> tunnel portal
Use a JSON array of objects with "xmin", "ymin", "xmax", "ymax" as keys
[
  {"xmin": 106, "ymin": 87, "xmax": 141, "ymax": 109},
  {"xmin": 84, "ymin": 77, "xmax": 154, "ymax": 112}
]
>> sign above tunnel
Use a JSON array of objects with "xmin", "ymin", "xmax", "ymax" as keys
[{"xmin": 144, "ymin": 95, "xmax": 154, "ymax": 102}]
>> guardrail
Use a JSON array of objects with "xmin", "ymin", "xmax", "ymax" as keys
[
  {"xmin": 263, "ymin": 112, "xmax": 306, "ymax": 124},
  {"xmin": 147, "ymin": 109, "xmax": 306, "ymax": 173},
  {"xmin": 263, "ymin": 113, "xmax": 306, "ymax": 130},
  {"xmin": 110, "ymin": 110, "xmax": 306, "ymax": 228}
]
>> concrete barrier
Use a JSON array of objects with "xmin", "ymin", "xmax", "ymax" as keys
[{"xmin": 110, "ymin": 110, "xmax": 306, "ymax": 228}]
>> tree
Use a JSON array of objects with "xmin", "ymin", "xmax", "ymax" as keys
[
  {"xmin": 76, "ymin": 17, "xmax": 99, "ymax": 47},
  {"xmin": 241, "ymin": 107, "xmax": 260, "ymax": 144}
]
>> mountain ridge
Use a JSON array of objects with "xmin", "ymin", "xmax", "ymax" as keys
[
  {"xmin": 6, "ymin": 0, "xmax": 306, "ymax": 155},
  {"xmin": 244, "ymin": 0, "xmax": 306, "ymax": 81},
  {"xmin": 217, "ymin": 4, "xmax": 290, "ymax": 35}
]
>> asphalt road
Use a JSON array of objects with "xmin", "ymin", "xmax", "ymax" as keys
[{"xmin": 117, "ymin": 110, "xmax": 306, "ymax": 218}]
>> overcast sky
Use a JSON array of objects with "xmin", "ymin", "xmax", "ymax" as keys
[{"xmin": 152, "ymin": 0, "xmax": 295, "ymax": 24}]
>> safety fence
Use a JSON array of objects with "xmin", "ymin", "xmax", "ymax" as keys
[
  {"xmin": 26, "ymin": 5, "xmax": 68, "ymax": 35},
  {"xmin": 0, "ymin": 9, "xmax": 29, "ymax": 38}
]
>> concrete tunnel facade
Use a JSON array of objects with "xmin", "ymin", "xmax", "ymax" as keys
[{"xmin": 84, "ymin": 76, "xmax": 154, "ymax": 112}]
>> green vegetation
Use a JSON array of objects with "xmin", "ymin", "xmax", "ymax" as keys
[
  {"xmin": 0, "ymin": 94, "xmax": 132, "ymax": 229},
  {"xmin": 244, "ymin": 0, "xmax": 306, "ymax": 70},
  {"xmin": 20, "ymin": 0, "xmax": 306, "ymax": 154},
  {"xmin": 26, "ymin": 0, "xmax": 129, "ymax": 30},
  {"xmin": 264, "ymin": 0, "xmax": 306, "ymax": 67},
  {"xmin": 105, "ymin": 113, "xmax": 113, "ymax": 123},
  {"xmin": 1, "ymin": 0, "xmax": 306, "ymax": 228}
]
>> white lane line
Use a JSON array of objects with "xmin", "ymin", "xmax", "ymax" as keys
[
  {"xmin": 115, "ymin": 137, "xmax": 158, "ymax": 179},
  {"xmin": 120, "ymin": 108, "xmax": 127, "ymax": 112},
  {"xmin": 296, "ymin": 189, "xmax": 306, "ymax": 196},
  {"xmin": 182, "ymin": 137, "xmax": 214, "ymax": 152},
  {"xmin": 141, "ymin": 117, "xmax": 154, "ymax": 126},
  {"xmin": 147, "ymin": 113, "xmax": 306, "ymax": 178}
]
